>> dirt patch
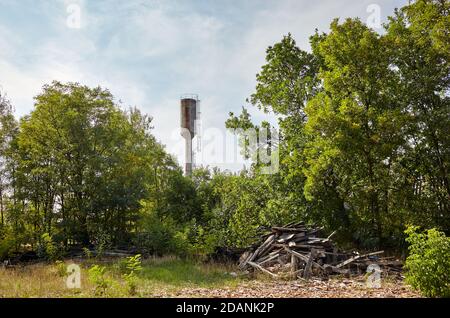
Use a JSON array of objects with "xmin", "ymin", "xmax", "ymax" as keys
[{"xmin": 167, "ymin": 277, "xmax": 421, "ymax": 298}]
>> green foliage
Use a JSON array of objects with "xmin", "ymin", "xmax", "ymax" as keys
[
  {"xmin": 88, "ymin": 265, "xmax": 112, "ymax": 296},
  {"xmin": 194, "ymin": 170, "xmax": 303, "ymax": 250},
  {"xmin": 224, "ymin": 0, "xmax": 449, "ymax": 250},
  {"xmin": 0, "ymin": 92, "xmax": 19, "ymax": 260},
  {"xmin": 135, "ymin": 216, "xmax": 200, "ymax": 258},
  {"xmin": 121, "ymin": 254, "xmax": 142, "ymax": 295},
  {"xmin": 5, "ymin": 81, "xmax": 175, "ymax": 249},
  {"xmin": 93, "ymin": 230, "xmax": 112, "ymax": 259},
  {"xmin": 404, "ymin": 226, "xmax": 450, "ymax": 298},
  {"xmin": 249, "ymin": 33, "xmax": 319, "ymax": 116},
  {"xmin": 37, "ymin": 233, "xmax": 61, "ymax": 261},
  {"xmin": 0, "ymin": 232, "xmax": 15, "ymax": 260},
  {"xmin": 134, "ymin": 212, "xmax": 180, "ymax": 256},
  {"xmin": 0, "ymin": 0, "xmax": 448, "ymax": 262},
  {"xmin": 302, "ymin": 18, "xmax": 403, "ymax": 246},
  {"xmin": 180, "ymin": 223, "xmax": 218, "ymax": 257},
  {"xmin": 82, "ymin": 247, "xmax": 93, "ymax": 259},
  {"xmin": 54, "ymin": 260, "xmax": 67, "ymax": 277},
  {"xmin": 125, "ymin": 254, "xmax": 143, "ymax": 273}
]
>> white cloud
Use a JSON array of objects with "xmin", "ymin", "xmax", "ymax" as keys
[{"xmin": 0, "ymin": 0, "xmax": 408, "ymax": 170}]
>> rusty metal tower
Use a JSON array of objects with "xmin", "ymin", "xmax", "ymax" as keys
[{"xmin": 180, "ymin": 94, "xmax": 200, "ymax": 176}]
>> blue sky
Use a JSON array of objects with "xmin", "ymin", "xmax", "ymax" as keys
[{"xmin": 0, "ymin": 0, "xmax": 407, "ymax": 170}]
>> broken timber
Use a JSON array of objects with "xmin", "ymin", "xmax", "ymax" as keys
[{"xmin": 238, "ymin": 223, "xmax": 390, "ymax": 280}]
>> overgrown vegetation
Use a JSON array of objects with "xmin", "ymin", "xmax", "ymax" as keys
[
  {"xmin": 88, "ymin": 265, "xmax": 112, "ymax": 296},
  {"xmin": 225, "ymin": 0, "xmax": 449, "ymax": 250},
  {"xmin": 0, "ymin": 257, "xmax": 242, "ymax": 297},
  {"xmin": 404, "ymin": 227, "xmax": 450, "ymax": 297},
  {"xmin": 0, "ymin": 0, "xmax": 448, "ymax": 296},
  {"xmin": 121, "ymin": 254, "xmax": 143, "ymax": 295}
]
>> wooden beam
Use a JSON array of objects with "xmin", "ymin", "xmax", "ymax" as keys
[
  {"xmin": 303, "ymin": 248, "xmax": 317, "ymax": 279},
  {"xmin": 284, "ymin": 247, "xmax": 324, "ymax": 271},
  {"xmin": 291, "ymin": 253, "xmax": 298, "ymax": 279},
  {"xmin": 272, "ymin": 227, "xmax": 307, "ymax": 233},
  {"xmin": 240, "ymin": 234, "xmax": 275, "ymax": 268},
  {"xmin": 335, "ymin": 251, "xmax": 384, "ymax": 268},
  {"xmin": 248, "ymin": 261, "xmax": 278, "ymax": 278},
  {"xmin": 258, "ymin": 253, "xmax": 280, "ymax": 266}
]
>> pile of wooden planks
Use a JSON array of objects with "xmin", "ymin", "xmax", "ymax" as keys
[{"xmin": 238, "ymin": 222, "xmax": 394, "ymax": 279}]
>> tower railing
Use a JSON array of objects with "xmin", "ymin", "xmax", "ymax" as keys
[{"xmin": 180, "ymin": 93, "xmax": 199, "ymax": 100}]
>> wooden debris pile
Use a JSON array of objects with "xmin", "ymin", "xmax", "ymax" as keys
[{"xmin": 238, "ymin": 222, "xmax": 397, "ymax": 279}]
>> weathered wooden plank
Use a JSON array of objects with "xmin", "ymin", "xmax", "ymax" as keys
[
  {"xmin": 240, "ymin": 234, "xmax": 275, "ymax": 268},
  {"xmin": 258, "ymin": 239, "xmax": 276, "ymax": 259},
  {"xmin": 332, "ymin": 247, "xmax": 338, "ymax": 265},
  {"xmin": 276, "ymin": 233, "xmax": 296, "ymax": 243},
  {"xmin": 284, "ymin": 247, "xmax": 324, "ymax": 271},
  {"xmin": 248, "ymin": 261, "xmax": 278, "ymax": 278},
  {"xmin": 290, "ymin": 253, "xmax": 298, "ymax": 278},
  {"xmin": 306, "ymin": 227, "xmax": 323, "ymax": 236},
  {"xmin": 239, "ymin": 251, "xmax": 254, "ymax": 269},
  {"xmin": 327, "ymin": 231, "xmax": 337, "ymax": 240},
  {"xmin": 258, "ymin": 253, "xmax": 280, "ymax": 266},
  {"xmin": 323, "ymin": 264, "xmax": 350, "ymax": 275},
  {"xmin": 272, "ymin": 227, "xmax": 307, "ymax": 233},
  {"xmin": 335, "ymin": 251, "xmax": 384, "ymax": 268},
  {"xmin": 303, "ymin": 248, "xmax": 317, "ymax": 279}
]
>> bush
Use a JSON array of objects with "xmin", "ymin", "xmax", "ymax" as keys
[
  {"xmin": 121, "ymin": 254, "xmax": 142, "ymax": 296},
  {"xmin": 0, "ymin": 233, "xmax": 16, "ymax": 260},
  {"xmin": 54, "ymin": 260, "xmax": 67, "ymax": 277},
  {"xmin": 83, "ymin": 247, "xmax": 93, "ymax": 259},
  {"xmin": 37, "ymin": 233, "xmax": 61, "ymax": 261},
  {"xmin": 404, "ymin": 226, "xmax": 450, "ymax": 297},
  {"xmin": 175, "ymin": 222, "xmax": 218, "ymax": 258},
  {"xmin": 92, "ymin": 229, "xmax": 112, "ymax": 259},
  {"xmin": 134, "ymin": 214, "xmax": 183, "ymax": 256},
  {"xmin": 88, "ymin": 265, "xmax": 112, "ymax": 296}
]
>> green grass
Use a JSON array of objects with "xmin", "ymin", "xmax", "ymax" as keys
[{"xmin": 139, "ymin": 257, "xmax": 239, "ymax": 287}]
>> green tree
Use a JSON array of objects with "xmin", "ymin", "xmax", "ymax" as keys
[
  {"xmin": 0, "ymin": 91, "xmax": 19, "ymax": 253},
  {"xmin": 385, "ymin": 0, "xmax": 450, "ymax": 230},
  {"xmin": 224, "ymin": 0, "xmax": 449, "ymax": 249},
  {"xmin": 13, "ymin": 81, "xmax": 171, "ymax": 249}
]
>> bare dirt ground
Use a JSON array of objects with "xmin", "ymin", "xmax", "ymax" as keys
[{"xmin": 167, "ymin": 277, "xmax": 421, "ymax": 298}]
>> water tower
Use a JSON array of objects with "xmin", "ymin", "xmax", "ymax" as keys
[{"xmin": 180, "ymin": 94, "xmax": 200, "ymax": 176}]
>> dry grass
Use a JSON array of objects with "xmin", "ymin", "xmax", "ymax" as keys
[
  {"xmin": 0, "ymin": 257, "xmax": 242, "ymax": 298},
  {"xmin": 0, "ymin": 261, "xmax": 91, "ymax": 297}
]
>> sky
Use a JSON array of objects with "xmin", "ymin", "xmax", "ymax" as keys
[{"xmin": 0, "ymin": 0, "xmax": 408, "ymax": 171}]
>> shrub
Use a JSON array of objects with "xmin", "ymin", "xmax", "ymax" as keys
[
  {"xmin": 83, "ymin": 247, "xmax": 93, "ymax": 259},
  {"xmin": 124, "ymin": 254, "xmax": 143, "ymax": 273},
  {"xmin": 115, "ymin": 258, "xmax": 128, "ymax": 274},
  {"xmin": 94, "ymin": 230, "xmax": 112, "ymax": 259},
  {"xmin": 121, "ymin": 254, "xmax": 142, "ymax": 296},
  {"xmin": 0, "ymin": 233, "xmax": 16, "ymax": 260},
  {"xmin": 134, "ymin": 214, "xmax": 181, "ymax": 256},
  {"xmin": 174, "ymin": 222, "xmax": 218, "ymax": 258},
  {"xmin": 135, "ymin": 209, "xmax": 224, "ymax": 259},
  {"xmin": 54, "ymin": 260, "xmax": 67, "ymax": 277},
  {"xmin": 37, "ymin": 233, "xmax": 61, "ymax": 261},
  {"xmin": 404, "ymin": 226, "xmax": 450, "ymax": 297},
  {"xmin": 88, "ymin": 265, "xmax": 111, "ymax": 296}
]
